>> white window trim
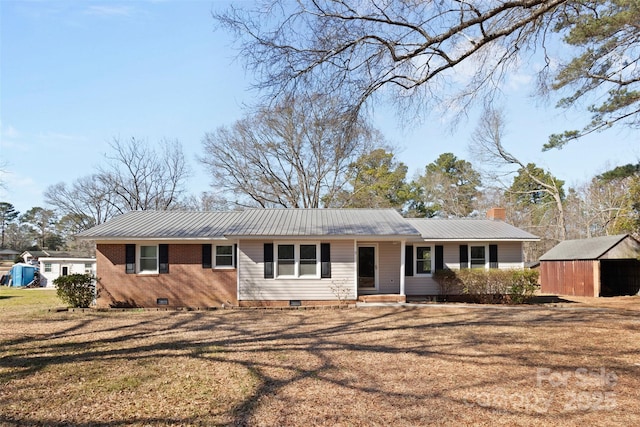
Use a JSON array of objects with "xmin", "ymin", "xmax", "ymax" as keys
[
  {"xmin": 138, "ymin": 244, "xmax": 159, "ymax": 274},
  {"xmin": 214, "ymin": 244, "xmax": 235, "ymax": 269},
  {"xmin": 44, "ymin": 263, "xmax": 52, "ymax": 273},
  {"xmin": 415, "ymin": 245, "xmax": 434, "ymax": 276},
  {"xmin": 275, "ymin": 242, "xmax": 321, "ymax": 279}
]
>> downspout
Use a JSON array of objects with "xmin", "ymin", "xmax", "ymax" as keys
[{"xmin": 400, "ymin": 240, "xmax": 406, "ymax": 297}]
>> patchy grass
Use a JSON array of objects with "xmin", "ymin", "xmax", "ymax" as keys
[
  {"xmin": 1, "ymin": 292, "xmax": 639, "ymax": 426},
  {"xmin": 0, "ymin": 287, "xmax": 63, "ymax": 317}
]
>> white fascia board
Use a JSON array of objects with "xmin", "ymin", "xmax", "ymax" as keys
[
  {"xmin": 93, "ymin": 237, "xmax": 232, "ymax": 244},
  {"xmin": 409, "ymin": 238, "xmax": 539, "ymax": 242},
  {"xmin": 228, "ymin": 234, "xmax": 420, "ymax": 241}
]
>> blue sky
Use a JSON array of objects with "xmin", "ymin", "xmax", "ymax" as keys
[{"xmin": 1, "ymin": 0, "xmax": 638, "ymax": 215}]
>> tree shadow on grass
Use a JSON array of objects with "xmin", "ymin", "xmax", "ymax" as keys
[{"xmin": 0, "ymin": 307, "xmax": 637, "ymax": 426}]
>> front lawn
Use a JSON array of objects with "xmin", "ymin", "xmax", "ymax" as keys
[{"xmin": 1, "ymin": 289, "xmax": 638, "ymax": 426}]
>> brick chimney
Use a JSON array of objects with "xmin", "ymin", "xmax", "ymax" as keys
[{"xmin": 487, "ymin": 207, "xmax": 506, "ymax": 221}]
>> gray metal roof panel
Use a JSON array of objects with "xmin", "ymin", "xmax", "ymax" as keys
[
  {"xmin": 539, "ymin": 234, "xmax": 629, "ymax": 260},
  {"xmin": 76, "ymin": 211, "xmax": 243, "ymax": 239},
  {"xmin": 226, "ymin": 209, "xmax": 420, "ymax": 237},
  {"xmin": 406, "ymin": 218, "xmax": 539, "ymax": 241}
]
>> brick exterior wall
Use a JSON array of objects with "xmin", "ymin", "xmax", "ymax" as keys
[{"xmin": 96, "ymin": 244, "xmax": 237, "ymax": 308}]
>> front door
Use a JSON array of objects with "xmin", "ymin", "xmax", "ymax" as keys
[
  {"xmin": 358, "ymin": 245, "xmax": 376, "ymax": 289},
  {"xmin": 61, "ymin": 266, "xmax": 69, "ymax": 276}
]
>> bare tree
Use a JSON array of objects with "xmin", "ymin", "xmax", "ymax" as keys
[
  {"xmin": 45, "ymin": 174, "xmax": 117, "ymax": 230},
  {"xmin": 99, "ymin": 137, "xmax": 191, "ymax": 213},
  {"xmin": 218, "ymin": 2, "xmax": 640, "ymax": 146},
  {"xmin": 471, "ymin": 108, "xmax": 567, "ymax": 241},
  {"xmin": 200, "ymin": 95, "xmax": 380, "ymax": 208}
]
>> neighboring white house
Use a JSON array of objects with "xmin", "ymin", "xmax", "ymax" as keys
[{"xmin": 21, "ymin": 250, "xmax": 96, "ymax": 288}]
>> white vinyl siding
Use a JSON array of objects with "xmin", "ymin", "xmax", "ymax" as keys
[
  {"xmin": 405, "ymin": 242, "xmax": 525, "ymax": 295},
  {"xmin": 238, "ymin": 240, "xmax": 355, "ymax": 301}
]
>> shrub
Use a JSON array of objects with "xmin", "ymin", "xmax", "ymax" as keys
[
  {"xmin": 433, "ymin": 268, "xmax": 539, "ymax": 304},
  {"xmin": 54, "ymin": 273, "xmax": 96, "ymax": 308},
  {"xmin": 432, "ymin": 269, "xmax": 461, "ymax": 300},
  {"xmin": 508, "ymin": 269, "xmax": 539, "ymax": 304}
]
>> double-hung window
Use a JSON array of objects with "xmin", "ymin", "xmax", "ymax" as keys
[
  {"xmin": 416, "ymin": 246, "xmax": 432, "ymax": 275},
  {"xmin": 277, "ymin": 244, "xmax": 296, "ymax": 276},
  {"xmin": 44, "ymin": 263, "xmax": 52, "ymax": 273},
  {"xmin": 276, "ymin": 243, "xmax": 319, "ymax": 278},
  {"xmin": 139, "ymin": 245, "xmax": 158, "ymax": 273},
  {"xmin": 299, "ymin": 244, "xmax": 317, "ymax": 277},
  {"xmin": 215, "ymin": 245, "xmax": 234, "ymax": 268},
  {"xmin": 470, "ymin": 246, "xmax": 486, "ymax": 269}
]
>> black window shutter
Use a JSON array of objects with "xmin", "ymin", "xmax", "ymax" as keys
[
  {"xmin": 459, "ymin": 245, "xmax": 469, "ymax": 269},
  {"xmin": 264, "ymin": 243, "xmax": 274, "ymax": 279},
  {"xmin": 321, "ymin": 243, "xmax": 331, "ymax": 278},
  {"xmin": 435, "ymin": 245, "xmax": 444, "ymax": 271},
  {"xmin": 233, "ymin": 244, "xmax": 238, "ymax": 268},
  {"xmin": 405, "ymin": 245, "xmax": 413, "ymax": 276},
  {"xmin": 489, "ymin": 244, "xmax": 498, "ymax": 269},
  {"xmin": 125, "ymin": 244, "xmax": 135, "ymax": 274},
  {"xmin": 159, "ymin": 244, "xmax": 169, "ymax": 274},
  {"xmin": 202, "ymin": 244, "xmax": 212, "ymax": 269}
]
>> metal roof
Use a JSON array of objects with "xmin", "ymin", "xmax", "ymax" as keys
[
  {"xmin": 539, "ymin": 234, "xmax": 630, "ymax": 261},
  {"xmin": 77, "ymin": 209, "xmax": 539, "ymax": 241},
  {"xmin": 76, "ymin": 211, "xmax": 243, "ymax": 240},
  {"xmin": 225, "ymin": 209, "xmax": 421, "ymax": 237},
  {"xmin": 406, "ymin": 218, "xmax": 539, "ymax": 241}
]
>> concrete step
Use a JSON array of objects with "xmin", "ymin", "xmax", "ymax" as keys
[{"xmin": 357, "ymin": 294, "xmax": 406, "ymax": 303}]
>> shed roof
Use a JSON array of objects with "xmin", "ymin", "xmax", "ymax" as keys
[
  {"xmin": 406, "ymin": 218, "xmax": 539, "ymax": 241},
  {"xmin": 225, "ymin": 209, "xmax": 420, "ymax": 237},
  {"xmin": 76, "ymin": 211, "xmax": 243, "ymax": 240},
  {"xmin": 539, "ymin": 234, "xmax": 631, "ymax": 261}
]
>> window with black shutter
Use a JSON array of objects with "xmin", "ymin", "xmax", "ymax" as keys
[
  {"xmin": 435, "ymin": 245, "xmax": 444, "ymax": 271},
  {"xmin": 489, "ymin": 244, "xmax": 498, "ymax": 269},
  {"xmin": 159, "ymin": 244, "xmax": 169, "ymax": 274},
  {"xmin": 459, "ymin": 245, "xmax": 469, "ymax": 269},
  {"xmin": 405, "ymin": 245, "xmax": 414, "ymax": 276},
  {"xmin": 264, "ymin": 243, "xmax": 274, "ymax": 279},
  {"xmin": 125, "ymin": 244, "xmax": 135, "ymax": 274},
  {"xmin": 321, "ymin": 243, "xmax": 331, "ymax": 278},
  {"xmin": 202, "ymin": 244, "xmax": 212, "ymax": 269}
]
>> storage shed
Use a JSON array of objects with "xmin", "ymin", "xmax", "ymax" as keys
[{"xmin": 540, "ymin": 234, "xmax": 640, "ymax": 297}]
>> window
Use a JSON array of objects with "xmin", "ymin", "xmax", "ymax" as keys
[
  {"xmin": 44, "ymin": 263, "xmax": 52, "ymax": 273},
  {"xmin": 139, "ymin": 245, "xmax": 158, "ymax": 273},
  {"xmin": 84, "ymin": 263, "xmax": 93, "ymax": 269},
  {"xmin": 416, "ymin": 247, "xmax": 432, "ymax": 275},
  {"xmin": 215, "ymin": 245, "xmax": 234, "ymax": 268},
  {"xmin": 275, "ymin": 243, "xmax": 320, "ymax": 278},
  {"xmin": 299, "ymin": 244, "xmax": 317, "ymax": 277},
  {"xmin": 277, "ymin": 244, "xmax": 295, "ymax": 276},
  {"xmin": 470, "ymin": 246, "xmax": 486, "ymax": 269}
]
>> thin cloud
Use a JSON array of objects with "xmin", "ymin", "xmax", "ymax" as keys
[{"xmin": 84, "ymin": 5, "xmax": 133, "ymax": 17}]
